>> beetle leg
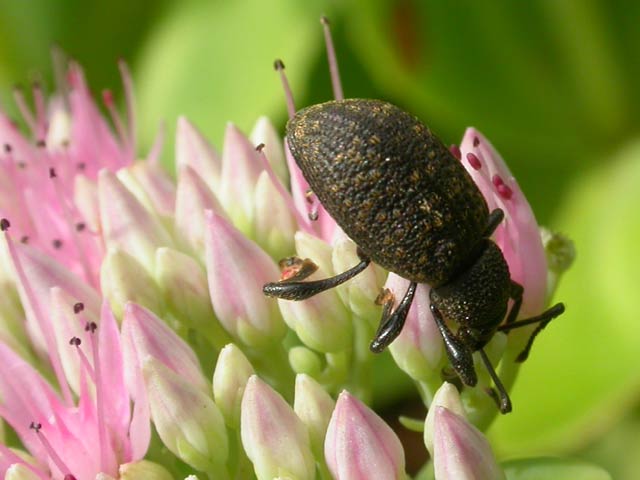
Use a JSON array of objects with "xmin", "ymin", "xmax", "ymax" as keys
[
  {"xmin": 504, "ymin": 281, "xmax": 524, "ymax": 325},
  {"xmin": 263, "ymin": 252, "xmax": 370, "ymax": 301},
  {"xmin": 498, "ymin": 303, "xmax": 565, "ymax": 362},
  {"xmin": 478, "ymin": 348, "xmax": 512, "ymax": 413},
  {"xmin": 483, "ymin": 208, "xmax": 505, "ymax": 237},
  {"xmin": 430, "ymin": 304, "xmax": 477, "ymax": 387},
  {"xmin": 369, "ymin": 282, "xmax": 417, "ymax": 353}
]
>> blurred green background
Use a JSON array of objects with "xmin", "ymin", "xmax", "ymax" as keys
[{"xmin": 1, "ymin": 0, "xmax": 639, "ymax": 477}]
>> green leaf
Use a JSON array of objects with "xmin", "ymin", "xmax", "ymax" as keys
[
  {"xmin": 342, "ymin": 0, "xmax": 637, "ymax": 221},
  {"xmin": 488, "ymin": 139, "xmax": 640, "ymax": 456},
  {"xmin": 135, "ymin": 0, "xmax": 335, "ymax": 167},
  {"xmin": 503, "ymin": 457, "xmax": 611, "ymax": 480}
]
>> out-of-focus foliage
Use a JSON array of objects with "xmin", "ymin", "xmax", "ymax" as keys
[{"xmin": 0, "ymin": 0, "xmax": 639, "ymax": 477}]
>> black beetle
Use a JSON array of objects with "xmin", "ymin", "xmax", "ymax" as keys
[{"xmin": 263, "ymin": 19, "xmax": 564, "ymax": 414}]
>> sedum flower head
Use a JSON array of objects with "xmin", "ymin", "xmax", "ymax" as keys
[{"xmin": 0, "ymin": 22, "xmax": 574, "ymax": 480}]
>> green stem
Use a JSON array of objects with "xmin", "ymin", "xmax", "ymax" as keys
[
  {"xmin": 348, "ymin": 314, "xmax": 376, "ymax": 402},
  {"xmin": 245, "ymin": 343, "xmax": 295, "ymax": 401}
]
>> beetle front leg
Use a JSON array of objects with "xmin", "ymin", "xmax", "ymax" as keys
[
  {"xmin": 430, "ymin": 304, "xmax": 477, "ymax": 387},
  {"xmin": 369, "ymin": 282, "xmax": 417, "ymax": 353},
  {"xmin": 483, "ymin": 208, "xmax": 505, "ymax": 237},
  {"xmin": 263, "ymin": 250, "xmax": 370, "ymax": 300}
]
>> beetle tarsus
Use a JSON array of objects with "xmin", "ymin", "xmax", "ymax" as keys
[{"xmin": 479, "ymin": 348, "xmax": 512, "ymax": 414}]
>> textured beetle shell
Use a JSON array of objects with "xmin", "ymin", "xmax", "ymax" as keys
[{"xmin": 287, "ymin": 99, "xmax": 489, "ymax": 287}]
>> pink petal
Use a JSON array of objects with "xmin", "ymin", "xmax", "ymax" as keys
[{"xmin": 459, "ymin": 129, "xmax": 546, "ymax": 316}]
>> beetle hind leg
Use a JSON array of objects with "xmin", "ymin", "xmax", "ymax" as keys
[{"xmin": 479, "ymin": 348, "xmax": 512, "ymax": 414}]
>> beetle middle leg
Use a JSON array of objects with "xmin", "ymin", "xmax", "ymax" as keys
[
  {"xmin": 369, "ymin": 282, "xmax": 417, "ymax": 353},
  {"xmin": 263, "ymin": 249, "xmax": 370, "ymax": 300},
  {"xmin": 430, "ymin": 304, "xmax": 477, "ymax": 387},
  {"xmin": 498, "ymin": 281, "xmax": 565, "ymax": 362}
]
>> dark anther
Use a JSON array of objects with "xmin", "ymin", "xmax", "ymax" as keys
[
  {"xmin": 29, "ymin": 421, "xmax": 42, "ymax": 432},
  {"xmin": 255, "ymin": 143, "xmax": 266, "ymax": 152},
  {"xmin": 69, "ymin": 336, "xmax": 81, "ymax": 346},
  {"xmin": 64, "ymin": 475, "xmax": 78, "ymax": 480},
  {"xmin": 274, "ymin": 59, "xmax": 285, "ymax": 71},
  {"xmin": 0, "ymin": 218, "xmax": 10, "ymax": 231},
  {"xmin": 85, "ymin": 321, "xmax": 97, "ymax": 333},
  {"xmin": 20, "ymin": 236, "xmax": 29, "ymax": 244},
  {"xmin": 36, "ymin": 139, "xmax": 46, "ymax": 148},
  {"xmin": 3, "ymin": 144, "xmax": 12, "ymax": 153},
  {"xmin": 320, "ymin": 15, "xmax": 330, "ymax": 25},
  {"xmin": 73, "ymin": 302, "xmax": 84, "ymax": 314},
  {"xmin": 308, "ymin": 211, "xmax": 319, "ymax": 221},
  {"xmin": 75, "ymin": 222, "xmax": 86, "ymax": 232},
  {"xmin": 473, "ymin": 136, "xmax": 480, "ymax": 147},
  {"xmin": 49, "ymin": 167, "xmax": 57, "ymax": 178},
  {"xmin": 77, "ymin": 162, "xmax": 86, "ymax": 171},
  {"xmin": 17, "ymin": 162, "xmax": 26, "ymax": 169},
  {"xmin": 52, "ymin": 239, "xmax": 63, "ymax": 249}
]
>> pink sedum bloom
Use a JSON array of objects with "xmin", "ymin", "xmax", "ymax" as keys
[{"xmin": 325, "ymin": 391, "xmax": 406, "ymax": 480}]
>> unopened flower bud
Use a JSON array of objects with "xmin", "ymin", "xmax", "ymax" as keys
[
  {"xmin": 4, "ymin": 464, "xmax": 40, "ymax": 480},
  {"xmin": 288, "ymin": 346, "xmax": 322, "ymax": 377},
  {"xmin": 176, "ymin": 116, "xmax": 222, "ymax": 192},
  {"xmin": 241, "ymin": 376, "xmax": 315, "ymax": 480},
  {"xmin": 424, "ymin": 383, "xmax": 466, "ymax": 454},
  {"xmin": 98, "ymin": 169, "xmax": 173, "ymax": 274},
  {"xmin": 218, "ymin": 123, "xmax": 264, "ymax": 235},
  {"xmin": 155, "ymin": 247, "xmax": 216, "ymax": 330},
  {"xmin": 331, "ymin": 235, "xmax": 385, "ymax": 318},
  {"xmin": 118, "ymin": 460, "xmax": 174, "ymax": 480},
  {"xmin": 175, "ymin": 164, "xmax": 226, "ymax": 256},
  {"xmin": 253, "ymin": 170, "xmax": 296, "ymax": 260},
  {"xmin": 143, "ymin": 357, "xmax": 228, "ymax": 473},
  {"xmin": 294, "ymin": 374, "xmax": 335, "ymax": 457},
  {"xmin": 101, "ymin": 248, "xmax": 164, "ymax": 319},
  {"xmin": 425, "ymin": 383, "xmax": 504, "ymax": 480},
  {"xmin": 213, "ymin": 344, "xmax": 255, "ymax": 428},
  {"xmin": 205, "ymin": 211, "xmax": 285, "ymax": 347},
  {"xmin": 279, "ymin": 291, "xmax": 352, "ymax": 353},
  {"xmin": 325, "ymin": 391, "xmax": 405, "ymax": 480}
]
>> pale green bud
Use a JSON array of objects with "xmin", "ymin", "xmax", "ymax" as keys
[
  {"xmin": 294, "ymin": 374, "xmax": 335, "ymax": 457},
  {"xmin": 101, "ymin": 247, "xmax": 164, "ymax": 319},
  {"xmin": 288, "ymin": 346, "xmax": 323, "ymax": 377},
  {"xmin": 155, "ymin": 247, "xmax": 214, "ymax": 329},
  {"xmin": 213, "ymin": 344, "xmax": 255, "ymax": 428},
  {"xmin": 119, "ymin": 459, "xmax": 174, "ymax": 480},
  {"xmin": 144, "ymin": 357, "xmax": 229, "ymax": 474}
]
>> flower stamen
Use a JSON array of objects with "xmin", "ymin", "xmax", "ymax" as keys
[
  {"xmin": 30, "ymin": 421, "xmax": 76, "ymax": 479},
  {"xmin": 273, "ymin": 59, "xmax": 296, "ymax": 120}
]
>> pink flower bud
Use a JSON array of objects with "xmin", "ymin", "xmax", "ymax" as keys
[{"xmin": 325, "ymin": 391, "xmax": 405, "ymax": 480}]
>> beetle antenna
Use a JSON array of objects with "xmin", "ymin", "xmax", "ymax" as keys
[
  {"xmin": 273, "ymin": 59, "xmax": 296, "ymax": 119},
  {"xmin": 320, "ymin": 16, "xmax": 344, "ymax": 101}
]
